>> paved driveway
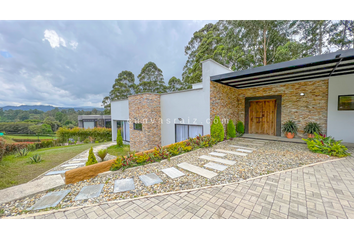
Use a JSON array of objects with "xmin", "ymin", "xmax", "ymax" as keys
[{"xmin": 9, "ymin": 157, "xmax": 354, "ymax": 219}]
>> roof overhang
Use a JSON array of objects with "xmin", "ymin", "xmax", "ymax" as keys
[{"xmin": 210, "ymin": 49, "xmax": 354, "ymax": 89}]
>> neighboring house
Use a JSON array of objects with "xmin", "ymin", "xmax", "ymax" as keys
[
  {"xmin": 78, "ymin": 115, "xmax": 111, "ymax": 129},
  {"xmin": 111, "ymin": 49, "xmax": 354, "ymax": 152}
]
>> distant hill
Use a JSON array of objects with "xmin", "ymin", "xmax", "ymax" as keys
[{"xmin": 0, "ymin": 105, "xmax": 104, "ymax": 112}]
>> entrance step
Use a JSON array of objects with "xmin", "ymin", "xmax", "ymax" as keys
[
  {"xmin": 139, "ymin": 173, "xmax": 163, "ymax": 186},
  {"xmin": 204, "ymin": 162, "xmax": 228, "ymax": 171},
  {"xmin": 215, "ymin": 149, "xmax": 248, "ymax": 156},
  {"xmin": 199, "ymin": 155, "xmax": 236, "ymax": 165},
  {"xmin": 75, "ymin": 184, "xmax": 104, "ymax": 201},
  {"xmin": 177, "ymin": 162, "xmax": 217, "ymax": 179},
  {"xmin": 209, "ymin": 152, "xmax": 226, "ymax": 157},
  {"xmin": 161, "ymin": 167, "xmax": 185, "ymax": 179}
]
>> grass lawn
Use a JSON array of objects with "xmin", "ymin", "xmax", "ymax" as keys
[
  {"xmin": 107, "ymin": 144, "xmax": 130, "ymax": 157},
  {"xmin": 0, "ymin": 143, "xmax": 102, "ymax": 190},
  {"xmin": 5, "ymin": 134, "xmax": 57, "ymax": 140}
]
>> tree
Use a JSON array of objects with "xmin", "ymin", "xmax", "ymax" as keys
[
  {"xmin": 41, "ymin": 124, "xmax": 53, "ymax": 134},
  {"xmin": 44, "ymin": 117, "xmax": 61, "ymax": 132},
  {"xmin": 29, "ymin": 125, "xmax": 43, "ymax": 135},
  {"xmin": 18, "ymin": 111, "xmax": 30, "ymax": 121},
  {"xmin": 167, "ymin": 77, "xmax": 183, "ymax": 92},
  {"xmin": 137, "ymin": 62, "xmax": 166, "ymax": 93},
  {"xmin": 328, "ymin": 20, "xmax": 354, "ymax": 50},
  {"xmin": 117, "ymin": 129, "xmax": 123, "ymax": 147},
  {"xmin": 226, "ymin": 119, "xmax": 236, "ymax": 139},
  {"xmin": 86, "ymin": 147, "xmax": 98, "ymax": 166},
  {"xmin": 55, "ymin": 112, "xmax": 64, "ymax": 122}
]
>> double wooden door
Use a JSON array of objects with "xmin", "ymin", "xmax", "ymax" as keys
[{"xmin": 249, "ymin": 99, "xmax": 277, "ymax": 135}]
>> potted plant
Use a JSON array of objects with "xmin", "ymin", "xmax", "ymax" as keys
[
  {"xmin": 304, "ymin": 122, "xmax": 321, "ymax": 138},
  {"xmin": 282, "ymin": 120, "xmax": 298, "ymax": 139}
]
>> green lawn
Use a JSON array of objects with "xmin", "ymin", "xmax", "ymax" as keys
[
  {"xmin": 106, "ymin": 144, "xmax": 130, "ymax": 157},
  {"xmin": 0, "ymin": 143, "xmax": 102, "ymax": 190},
  {"xmin": 5, "ymin": 134, "xmax": 57, "ymax": 140}
]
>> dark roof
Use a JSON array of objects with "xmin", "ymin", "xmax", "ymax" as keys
[{"xmin": 211, "ymin": 49, "xmax": 354, "ymax": 88}]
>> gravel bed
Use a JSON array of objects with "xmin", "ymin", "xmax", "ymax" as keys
[{"xmin": 1, "ymin": 138, "xmax": 351, "ymax": 218}]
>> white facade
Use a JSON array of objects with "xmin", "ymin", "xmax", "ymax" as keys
[{"xmin": 327, "ymin": 74, "xmax": 354, "ymax": 143}]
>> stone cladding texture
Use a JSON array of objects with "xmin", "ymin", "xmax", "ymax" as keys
[
  {"xmin": 210, "ymin": 79, "xmax": 329, "ymax": 136},
  {"xmin": 129, "ymin": 93, "xmax": 161, "ymax": 152}
]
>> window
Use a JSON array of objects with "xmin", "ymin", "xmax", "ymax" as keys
[
  {"xmin": 134, "ymin": 123, "xmax": 143, "ymax": 131},
  {"xmin": 338, "ymin": 95, "xmax": 354, "ymax": 110},
  {"xmin": 175, "ymin": 124, "xmax": 203, "ymax": 142},
  {"xmin": 116, "ymin": 121, "xmax": 130, "ymax": 142}
]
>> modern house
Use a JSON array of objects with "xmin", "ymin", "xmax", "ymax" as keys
[
  {"xmin": 78, "ymin": 115, "xmax": 111, "ymax": 129},
  {"xmin": 111, "ymin": 49, "xmax": 354, "ymax": 152}
]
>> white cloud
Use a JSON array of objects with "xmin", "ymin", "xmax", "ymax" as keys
[
  {"xmin": 70, "ymin": 41, "xmax": 78, "ymax": 49},
  {"xmin": 42, "ymin": 30, "xmax": 66, "ymax": 48}
]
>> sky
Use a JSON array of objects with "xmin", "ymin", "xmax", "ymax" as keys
[{"xmin": 0, "ymin": 20, "xmax": 217, "ymax": 108}]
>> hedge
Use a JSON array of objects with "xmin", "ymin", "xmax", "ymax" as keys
[
  {"xmin": 0, "ymin": 139, "xmax": 60, "ymax": 157},
  {"xmin": 56, "ymin": 127, "xmax": 112, "ymax": 143},
  {"xmin": 0, "ymin": 122, "xmax": 35, "ymax": 134}
]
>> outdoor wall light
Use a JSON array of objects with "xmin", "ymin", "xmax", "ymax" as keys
[
  {"xmin": 300, "ymin": 93, "xmax": 305, "ymax": 96},
  {"xmin": 178, "ymin": 118, "xmax": 183, "ymax": 121}
]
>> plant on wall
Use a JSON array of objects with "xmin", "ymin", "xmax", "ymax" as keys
[
  {"xmin": 236, "ymin": 121, "xmax": 244, "ymax": 136},
  {"xmin": 282, "ymin": 120, "xmax": 298, "ymax": 139},
  {"xmin": 117, "ymin": 129, "xmax": 123, "ymax": 147},
  {"xmin": 211, "ymin": 115, "xmax": 224, "ymax": 142},
  {"xmin": 304, "ymin": 122, "xmax": 322, "ymax": 138},
  {"xmin": 86, "ymin": 147, "xmax": 98, "ymax": 166},
  {"xmin": 303, "ymin": 133, "xmax": 350, "ymax": 157},
  {"xmin": 226, "ymin": 120, "xmax": 236, "ymax": 139}
]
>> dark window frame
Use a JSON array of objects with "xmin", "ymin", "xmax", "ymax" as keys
[
  {"xmin": 133, "ymin": 123, "xmax": 143, "ymax": 131},
  {"xmin": 175, "ymin": 124, "xmax": 204, "ymax": 143},
  {"xmin": 338, "ymin": 94, "xmax": 354, "ymax": 111}
]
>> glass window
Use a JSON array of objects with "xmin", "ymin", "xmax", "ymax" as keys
[
  {"xmin": 175, "ymin": 124, "xmax": 203, "ymax": 142},
  {"xmin": 134, "ymin": 123, "xmax": 142, "ymax": 131},
  {"xmin": 338, "ymin": 95, "xmax": 354, "ymax": 110}
]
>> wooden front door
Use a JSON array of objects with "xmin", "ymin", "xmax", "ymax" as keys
[{"xmin": 249, "ymin": 99, "xmax": 277, "ymax": 135}]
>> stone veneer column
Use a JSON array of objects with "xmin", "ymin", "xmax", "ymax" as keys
[{"xmin": 128, "ymin": 93, "xmax": 161, "ymax": 152}]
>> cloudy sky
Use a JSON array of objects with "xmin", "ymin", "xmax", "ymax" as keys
[{"xmin": 0, "ymin": 20, "xmax": 216, "ymax": 108}]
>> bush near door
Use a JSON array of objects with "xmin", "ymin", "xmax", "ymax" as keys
[
  {"xmin": 211, "ymin": 115, "xmax": 224, "ymax": 142},
  {"xmin": 302, "ymin": 133, "xmax": 350, "ymax": 157},
  {"xmin": 236, "ymin": 121, "xmax": 244, "ymax": 137},
  {"xmin": 226, "ymin": 120, "xmax": 236, "ymax": 139}
]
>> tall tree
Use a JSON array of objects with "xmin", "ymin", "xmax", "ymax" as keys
[
  {"xmin": 329, "ymin": 20, "xmax": 354, "ymax": 50},
  {"xmin": 137, "ymin": 62, "xmax": 166, "ymax": 93},
  {"xmin": 167, "ymin": 77, "xmax": 183, "ymax": 92}
]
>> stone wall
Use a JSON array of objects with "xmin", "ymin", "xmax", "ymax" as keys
[
  {"xmin": 210, "ymin": 79, "xmax": 329, "ymax": 136},
  {"xmin": 128, "ymin": 93, "xmax": 161, "ymax": 152}
]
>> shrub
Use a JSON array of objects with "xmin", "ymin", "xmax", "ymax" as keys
[
  {"xmin": 303, "ymin": 133, "xmax": 350, "ymax": 157},
  {"xmin": 97, "ymin": 149, "xmax": 108, "ymax": 161},
  {"xmin": 116, "ymin": 129, "xmax": 123, "ymax": 147},
  {"xmin": 0, "ymin": 137, "xmax": 5, "ymax": 162},
  {"xmin": 304, "ymin": 122, "xmax": 322, "ymax": 135},
  {"xmin": 189, "ymin": 135, "xmax": 218, "ymax": 148},
  {"xmin": 86, "ymin": 147, "xmax": 98, "ymax": 166},
  {"xmin": 29, "ymin": 154, "xmax": 42, "ymax": 164},
  {"xmin": 236, "ymin": 121, "xmax": 244, "ymax": 136},
  {"xmin": 153, "ymin": 145, "xmax": 171, "ymax": 161},
  {"xmin": 110, "ymin": 156, "xmax": 122, "ymax": 171},
  {"xmin": 282, "ymin": 120, "xmax": 298, "ymax": 134},
  {"xmin": 136, "ymin": 153, "xmax": 149, "ymax": 164},
  {"xmin": 17, "ymin": 148, "xmax": 29, "ymax": 157},
  {"xmin": 56, "ymin": 127, "xmax": 111, "ymax": 143},
  {"xmin": 167, "ymin": 142, "xmax": 184, "ymax": 156},
  {"xmin": 211, "ymin": 115, "xmax": 224, "ymax": 142},
  {"xmin": 41, "ymin": 140, "xmax": 54, "ymax": 148},
  {"xmin": 83, "ymin": 138, "xmax": 90, "ymax": 144},
  {"xmin": 226, "ymin": 120, "xmax": 236, "ymax": 139}
]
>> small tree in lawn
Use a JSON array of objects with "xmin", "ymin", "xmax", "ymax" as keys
[
  {"xmin": 211, "ymin": 115, "xmax": 224, "ymax": 142},
  {"xmin": 86, "ymin": 147, "xmax": 98, "ymax": 166},
  {"xmin": 117, "ymin": 129, "xmax": 123, "ymax": 147},
  {"xmin": 226, "ymin": 119, "xmax": 236, "ymax": 139}
]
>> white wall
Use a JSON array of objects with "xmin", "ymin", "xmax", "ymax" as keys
[
  {"xmin": 111, "ymin": 99, "xmax": 129, "ymax": 141},
  {"xmin": 160, "ymin": 59, "xmax": 233, "ymax": 146},
  {"xmin": 327, "ymin": 74, "xmax": 354, "ymax": 143}
]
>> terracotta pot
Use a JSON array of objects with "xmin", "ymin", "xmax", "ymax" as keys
[
  {"xmin": 308, "ymin": 133, "xmax": 315, "ymax": 138},
  {"xmin": 285, "ymin": 132, "xmax": 295, "ymax": 139}
]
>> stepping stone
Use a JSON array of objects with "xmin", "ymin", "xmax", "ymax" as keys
[
  {"xmin": 75, "ymin": 184, "xmax": 104, "ymax": 201},
  {"xmin": 238, "ymin": 142, "xmax": 263, "ymax": 146},
  {"xmin": 204, "ymin": 162, "xmax": 228, "ymax": 171},
  {"xmin": 71, "ymin": 158, "xmax": 87, "ymax": 161},
  {"xmin": 199, "ymin": 155, "xmax": 236, "ymax": 165},
  {"xmin": 114, "ymin": 178, "xmax": 135, "ymax": 193},
  {"xmin": 64, "ymin": 166, "xmax": 78, "ymax": 170},
  {"xmin": 229, "ymin": 145, "xmax": 257, "ymax": 150},
  {"xmin": 61, "ymin": 163, "xmax": 85, "ymax": 167},
  {"xmin": 29, "ymin": 190, "xmax": 71, "ymax": 210},
  {"xmin": 177, "ymin": 162, "xmax": 217, "ymax": 179},
  {"xmin": 209, "ymin": 152, "xmax": 226, "ymax": 157},
  {"xmin": 236, "ymin": 148, "xmax": 253, "ymax": 153},
  {"xmin": 45, "ymin": 170, "xmax": 68, "ymax": 176},
  {"xmin": 139, "ymin": 173, "xmax": 163, "ymax": 186},
  {"xmin": 215, "ymin": 149, "xmax": 248, "ymax": 156},
  {"xmin": 161, "ymin": 167, "xmax": 185, "ymax": 179}
]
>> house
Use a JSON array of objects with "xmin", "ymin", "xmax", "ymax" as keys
[
  {"xmin": 111, "ymin": 49, "xmax": 354, "ymax": 152},
  {"xmin": 78, "ymin": 115, "xmax": 111, "ymax": 129}
]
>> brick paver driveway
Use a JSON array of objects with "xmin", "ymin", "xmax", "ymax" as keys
[{"xmin": 10, "ymin": 157, "xmax": 354, "ymax": 219}]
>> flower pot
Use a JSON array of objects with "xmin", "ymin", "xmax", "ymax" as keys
[
  {"xmin": 285, "ymin": 132, "xmax": 295, "ymax": 139},
  {"xmin": 307, "ymin": 133, "xmax": 315, "ymax": 138}
]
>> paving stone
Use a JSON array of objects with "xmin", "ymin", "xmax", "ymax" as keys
[
  {"xmin": 215, "ymin": 149, "xmax": 248, "ymax": 156},
  {"xmin": 236, "ymin": 149, "xmax": 253, "ymax": 153},
  {"xmin": 71, "ymin": 158, "xmax": 87, "ymax": 161},
  {"xmin": 29, "ymin": 190, "xmax": 71, "ymax": 210},
  {"xmin": 161, "ymin": 167, "xmax": 185, "ymax": 179},
  {"xmin": 45, "ymin": 170, "xmax": 68, "ymax": 176},
  {"xmin": 204, "ymin": 162, "xmax": 228, "ymax": 171},
  {"xmin": 238, "ymin": 142, "xmax": 264, "ymax": 146},
  {"xmin": 114, "ymin": 178, "xmax": 135, "ymax": 193},
  {"xmin": 75, "ymin": 184, "xmax": 104, "ymax": 201},
  {"xmin": 139, "ymin": 173, "xmax": 163, "ymax": 186},
  {"xmin": 209, "ymin": 152, "xmax": 227, "ymax": 157},
  {"xmin": 229, "ymin": 145, "xmax": 257, "ymax": 150},
  {"xmin": 199, "ymin": 155, "xmax": 235, "ymax": 166},
  {"xmin": 61, "ymin": 163, "xmax": 85, "ymax": 167},
  {"xmin": 64, "ymin": 166, "xmax": 78, "ymax": 170},
  {"xmin": 177, "ymin": 162, "xmax": 218, "ymax": 179}
]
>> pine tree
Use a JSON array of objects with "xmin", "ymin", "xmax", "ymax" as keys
[
  {"xmin": 116, "ymin": 129, "xmax": 123, "ymax": 147},
  {"xmin": 137, "ymin": 62, "xmax": 167, "ymax": 93},
  {"xmin": 211, "ymin": 115, "xmax": 224, "ymax": 142},
  {"xmin": 226, "ymin": 119, "xmax": 236, "ymax": 139},
  {"xmin": 86, "ymin": 147, "xmax": 98, "ymax": 166}
]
